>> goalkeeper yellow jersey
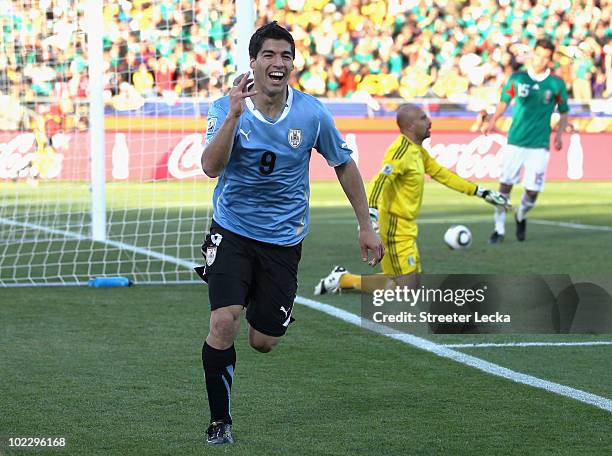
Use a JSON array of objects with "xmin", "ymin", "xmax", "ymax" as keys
[
  {"xmin": 32, "ymin": 128, "xmax": 59, "ymax": 179},
  {"xmin": 367, "ymin": 134, "xmax": 477, "ymax": 222}
]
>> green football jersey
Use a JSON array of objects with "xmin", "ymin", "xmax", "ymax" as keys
[{"xmin": 500, "ymin": 71, "xmax": 569, "ymax": 149}]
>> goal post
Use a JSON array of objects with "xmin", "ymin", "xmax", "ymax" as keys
[
  {"xmin": 0, "ymin": 0, "xmax": 252, "ymax": 287},
  {"xmin": 86, "ymin": 0, "xmax": 106, "ymax": 243}
]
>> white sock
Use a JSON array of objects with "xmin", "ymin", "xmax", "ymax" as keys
[
  {"xmin": 517, "ymin": 193, "xmax": 536, "ymax": 222},
  {"xmin": 494, "ymin": 192, "xmax": 510, "ymax": 234}
]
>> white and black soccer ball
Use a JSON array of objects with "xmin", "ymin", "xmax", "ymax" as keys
[{"xmin": 444, "ymin": 225, "xmax": 472, "ymax": 250}]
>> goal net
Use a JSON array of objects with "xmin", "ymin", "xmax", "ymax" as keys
[{"xmin": 0, "ymin": 0, "xmax": 243, "ymax": 286}]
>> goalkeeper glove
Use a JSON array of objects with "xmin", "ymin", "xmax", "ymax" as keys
[
  {"xmin": 476, "ymin": 186, "xmax": 512, "ymax": 211},
  {"xmin": 368, "ymin": 207, "xmax": 380, "ymax": 234}
]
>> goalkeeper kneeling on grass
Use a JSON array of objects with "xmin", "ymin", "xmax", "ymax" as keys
[{"xmin": 314, "ymin": 104, "xmax": 512, "ymax": 294}]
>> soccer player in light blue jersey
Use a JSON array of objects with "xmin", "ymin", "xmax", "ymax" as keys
[{"xmin": 197, "ymin": 21, "xmax": 384, "ymax": 445}]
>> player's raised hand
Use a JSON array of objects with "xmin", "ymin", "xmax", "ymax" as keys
[
  {"xmin": 476, "ymin": 186, "xmax": 512, "ymax": 211},
  {"xmin": 228, "ymin": 72, "xmax": 257, "ymax": 119},
  {"xmin": 359, "ymin": 229, "xmax": 384, "ymax": 267}
]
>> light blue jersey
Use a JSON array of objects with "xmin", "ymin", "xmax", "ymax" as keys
[{"xmin": 205, "ymin": 86, "xmax": 353, "ymax": 246}]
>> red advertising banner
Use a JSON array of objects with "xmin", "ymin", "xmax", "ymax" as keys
[
  {"xmin": 311, "ymin": 131, "xmax": 606, "ymax": 182},
  {"xmin": 0, "ymin": 130, "xmax": 609, "ymax": 182}
]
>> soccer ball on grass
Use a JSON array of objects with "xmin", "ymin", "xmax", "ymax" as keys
[{"xmin": 444, "ymin": 225, "xmax": 472, "ymax": 250}]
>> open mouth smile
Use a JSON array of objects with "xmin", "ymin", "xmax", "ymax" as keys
[{"xmin": 268, "ymin": 71, "xmax": 285, "ymax": 82}]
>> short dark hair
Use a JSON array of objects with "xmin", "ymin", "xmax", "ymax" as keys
[
  {"xmin": 249, "ymin": 21, "xmax": 295, "ymax": 59},
  {"xmin": 535, "ymin": 38, "xmax": 555, "ymax": 54}
]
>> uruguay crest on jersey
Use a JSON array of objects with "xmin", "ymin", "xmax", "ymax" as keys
[
  {"xmin": 288, "ymin": 128, "xmax": 302, "ymax": 148},
  {"xmin": 205, "ymin": 246, "xmax": 216, "ymax": 266},
  {"xmin": 204, "ymin": 233, "xmax": 223, "ymax": 266}
]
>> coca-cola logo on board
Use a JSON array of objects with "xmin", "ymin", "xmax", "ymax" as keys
[
  {"xmin": 425, "ymin": 134, "xmax": 508, "ymax": 179},
  {"xmin": 0, "ymin": 133, "xmax": 37, "ymax": 179},
  {"xmin": 167, "ymin": 133, "xmax": 206, "ymax": 179}
]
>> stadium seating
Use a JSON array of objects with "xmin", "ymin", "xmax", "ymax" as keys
[{"xmin": 0, "ymin": 0, "xmax": 609, "ymax": 109}]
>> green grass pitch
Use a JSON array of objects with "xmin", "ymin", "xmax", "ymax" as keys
[{"xmin": 1, "ymin": 181, "xmax": 612, "ymax": 455}]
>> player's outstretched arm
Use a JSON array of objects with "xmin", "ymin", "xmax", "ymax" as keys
[
  {"xmin": 482, "ymin": 101, "xmax": 508, "ymax": 135},
  {"xmin": 476, "ymin": 186, "xmax": 512, "ymax": 211},
  {"xmin": 335, "ymin": 159, "xmax": 384, "ymax": 266},
  {"xmin": 554, "ymin": 112, "xmax": 568, "ymax": 151},
  {"xmin": 201, "ymin": 73, "xmax": 257, "ymax": 177}
]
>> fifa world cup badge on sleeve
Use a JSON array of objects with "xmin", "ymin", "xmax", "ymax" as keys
[
  {"xmin": 206, "ymin": 234, "xmax": 223, "ymax": 266},
  {"xmin": 206, "ymin": 117, "xmax": 217, "ymax": 134}
]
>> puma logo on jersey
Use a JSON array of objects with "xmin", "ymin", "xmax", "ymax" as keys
[
  {"xmin": 239, "ymin": 129, "xmax": 251, "ymax": 141},
  {"xmin": 280, "ymin": 306, "xmax": 289, "ymax": 318}
]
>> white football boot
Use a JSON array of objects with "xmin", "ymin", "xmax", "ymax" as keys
[{"xmin": 313, "ymin": 266, "xmax": 348, "ymax": 295}]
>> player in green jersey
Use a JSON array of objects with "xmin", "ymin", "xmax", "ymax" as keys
[{"xmin": 483, "ymin": 39, "xmax": 569, "ymax": 243}]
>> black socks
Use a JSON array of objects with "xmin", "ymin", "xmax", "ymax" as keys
[{"xmin": 202, "ymin": 342, "xmax": 236, "ymax": 424}]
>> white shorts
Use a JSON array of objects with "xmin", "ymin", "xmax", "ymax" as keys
[{"xmin": 499, "ymin": 144, "xmax": 550, "ymax": 192}]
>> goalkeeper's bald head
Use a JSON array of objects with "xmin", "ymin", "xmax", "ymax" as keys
[{"xmin": 396, "ymin": 104, "xmax": 432, "ymax": 144}]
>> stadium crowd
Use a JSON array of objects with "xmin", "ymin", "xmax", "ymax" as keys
[
  {"xmin": 0, "ymin": 0, "xmax": 609, "ymax": 123},
  {"xmin": 262, "ymin": 0, "xmax": 611, "ymax": 103}
]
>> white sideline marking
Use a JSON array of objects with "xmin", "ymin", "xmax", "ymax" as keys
[
  {"xmin": 0, "ymin": 217, "xmax": 198, "ymax": 272},
  {"xmin": 295, "ymin": 296, "xmax": 612, "ymax": 414},
  {"xmin": 444, "ymin": 341, "xmax": 612, "ymax": 348},
  {"xmin": 0, "ymin": 218, "xmax": 612, "ymax": 413},
  {"xmin": 2, "ymin": 279, "xmax": 203, "ymax": 287},
  {"xmin": 0, "ymin": 217, "xmax": 89, "ymax": 241},
  {"xmin": 315, "ymin": 217, "xmax": 489, "ymax": 225},
  {"xmin": 315, "ymin": 217, "xmax": 612, "ymax": 232},
  {"xmin": 4, "ymin": 216, "xmax": 612, "ymax": 413},
  {"xmin": 103, "ymin": 239, "xmax": 197, "ymax": 269},
  {"xmin": 531, "ymin": 219, "xmax": 612, "ymax": 233}
]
